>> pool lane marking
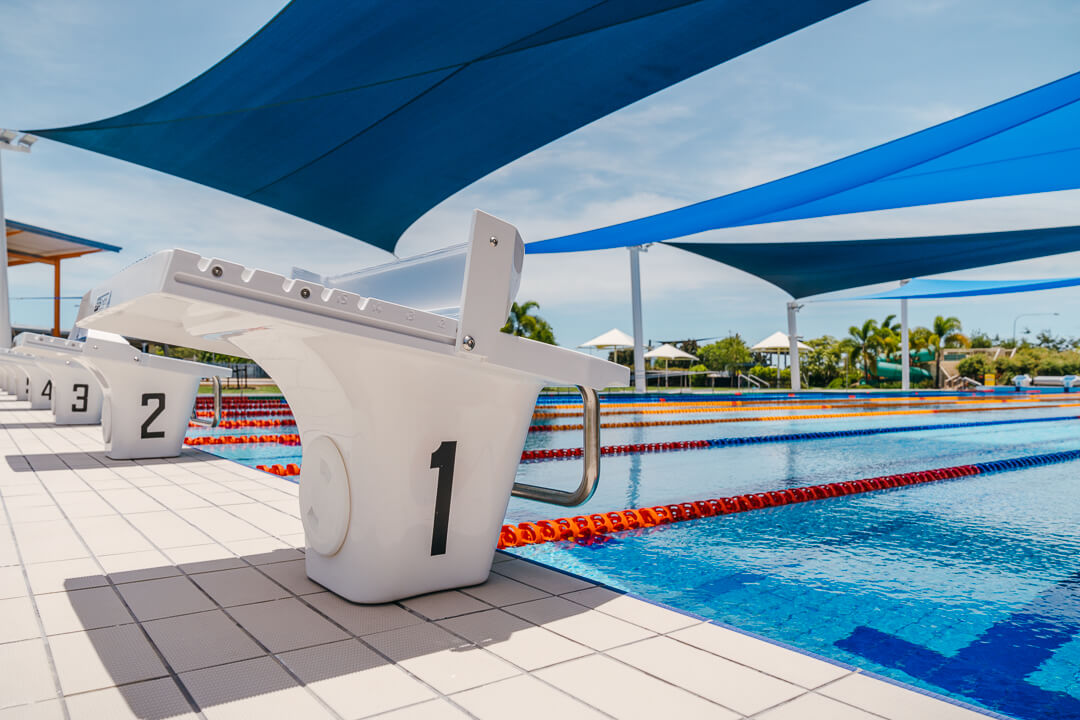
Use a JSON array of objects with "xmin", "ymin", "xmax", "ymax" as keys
[
  {"xmin": 538, "ymin": 394, "xmax": 1078, "ymax": 412},
  {"xmin": 837, "ymin": 572, "xmax": 1080, "ymax": 719},
  {"xmin": 530, "ymin": 401, "xmax": 1080, "ymax": 432},
  {"xmin": 497, "ymin": 449, "xmax": 1080, "ymax": 549},
  {"xmin": 521, "ymin": 415, "xmax": 1080, "ymax": 462}
]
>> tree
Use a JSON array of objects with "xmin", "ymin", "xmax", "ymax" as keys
[
  {"xmin": 698, "ymin": 335, "xmax": 752, "ymax": 373},
  {"xmin": 846, "ymin": 319, "xmax": 882, "ymax": 383},
  {"xmin": 928, "ymin": 315, "xmax": 968, "ymax": 386},
  {"xmin": 801, "ymin": 335, "xmax": 845, "ymax": 387},
  {"xmin": 501, "ymin": 301, "xmax": 556, "ymax": 344},
  {"xmin": 968, "ymin": 330, "xmax": 994, "ymax": 349}
]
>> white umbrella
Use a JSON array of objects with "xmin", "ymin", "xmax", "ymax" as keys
[
  {"xmin": 580, "ymin": 328, "xmax": 635, "ymax": 367},
  {"xmin": 644, "ymin": 343, "xmax": 698, "ymax": 387},
  {"xmin": 751, "ymin": 331, "xmax": 809, "ymax": 387}
]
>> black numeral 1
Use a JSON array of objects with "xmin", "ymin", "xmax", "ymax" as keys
[
  {"xmin": 429, "ymin": 441, "xmax": 457, "ymax": 556},
  {"xmin": 140, "ymin": 393, "xmax": 166, "ymax": 439},
  {"xmin": 71, "ymin": 384, "xmax": 88, "ymax": 412}
]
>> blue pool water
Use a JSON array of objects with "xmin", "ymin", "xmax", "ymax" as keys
[{"xmin": 199, "ymin": 393, "xmax": 1080, "ymax": 718}]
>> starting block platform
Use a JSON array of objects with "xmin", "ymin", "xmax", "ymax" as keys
[
  {"xmin": 0, "ymin": 402, "xmax": 990, "ymax": 720},
  {"xmin": 76, "ymin": 211, "xmax": 626, "ymax": 603}
]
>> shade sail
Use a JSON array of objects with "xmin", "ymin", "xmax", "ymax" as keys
[
  {"xmin": 668, "ymin": 225, "xmax": 1080, "ymax": 299},
  {"xmin": 833, "ymin": 275, "xmax": 1080, "ymax": 301},
  {"xmin": 580, "ymin": 328, "xmax": 635, "ymax": 349},
  {"xmin": 527, "ymin": 69, "xmax": 1080, "ymax": 254},
  {"xmin": 644, "ymin": 342, "xmax": 698, "ymax": 360},
  {"xmin": 751, "ymin": 331, "xmax": 809, "ymax": 351},
  {"xmin": 31, "ymin": 0, "xmax": 863, "ymax": 255}
]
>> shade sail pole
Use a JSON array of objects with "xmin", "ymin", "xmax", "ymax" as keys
[
  {"xmin": 0, "ymin": 152, "xmax": 12, "ymax": 347},
  {"xmin": 52, "ymin": 260, "xmax": 61, "ymax": 337},
  {"xmin": 787, "ymin": 301, "xmax": 801, "ymax": 391},
  {"xmin": 900, "ymin": 279, "xmax": 911, "ymax": 391},
  {"xmin": 629, "ymin": 246, "xmax": 646, "ymax": 393}
]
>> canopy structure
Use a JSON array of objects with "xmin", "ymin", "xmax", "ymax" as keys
[
  {"xmin": 5, "ymin": 220, "xmax": 121, "ymax": 337},
  {"xmin": 751, "ymin": 331, "xmax": 809, "ymax": 352},
  {"xmin": 830, "ymin": 275, "xmax": 1080, "ymax": 301},
  {"xmin": 30, "ymin": 0, "xmax": 863, "ymax": 255},
  {"xmin": 579, "ymin": 328, "xmax": 634, "ymax": 349},
  {"xmin": 644, "ymin": 343, "xmax": 698, "ymax": 361},
  {"xmin": 527, "ymin": 68, "xmax": 1080, "ymax": 255},
  {"xmin": 675, "ymin": 225, "xmax": 1080, "ymax": 299}
]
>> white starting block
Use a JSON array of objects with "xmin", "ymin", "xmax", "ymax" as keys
[
  {"xmin": 0, "ymin": 350, "xmax": 52, "ymax": 408},
  {"xmin": 71, "ymin": 335, "xmax": 231, "ymax": 460},
  {"xmin": 13, "ymin": 333, "xmax": 104, "ymax": 425},
  {"xmin": 1013, "ymin": 374, "xmax": 1080, "ymax": 392},
  {"xmin": 76, "ymin": 211, "xmax": 627, "ymax": 603}
]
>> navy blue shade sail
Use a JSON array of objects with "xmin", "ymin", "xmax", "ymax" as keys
[
  {"xmin": 527, "ymin": 69, "xmax": 1080, "ymax": 254},
  {"xmin": 669, "ymin": 225, "xmax": 1080, "ymax": 299},
  {"xmin": 30, "ymin": 0, "xmax": 865, "ymax": 254},
  {"xmin": 834, "ymin": 275, "xmax": 1080, "ymax": 301}
]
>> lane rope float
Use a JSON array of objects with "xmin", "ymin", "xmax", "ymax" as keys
[
  {"xmin": 520, "ymin": 415, "xmax": 1080, "ymax": 462},
  {"xmin": 497, "ymin": 449, "xmax": 1080, "ymax": 548},
  {"xmin": 184, "ymin": 433, "xmax": 300, "ymax": 446},
  {"xmin": 529, "ymin": 401, "xmax": 1080, "ymax": 432}
]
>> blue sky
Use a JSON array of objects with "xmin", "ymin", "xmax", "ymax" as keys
[{"xmin": 2, "ymin": 0, "xmax": 1080, "ymax": 348}]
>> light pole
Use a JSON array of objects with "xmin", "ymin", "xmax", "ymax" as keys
[
  {"xmin": 1012, "ymin": 312, "xmax": 1059, "ymax": 345},
  {"xmin": 0, "ymin": 129, "xmax": 37, "ymax": 348}
]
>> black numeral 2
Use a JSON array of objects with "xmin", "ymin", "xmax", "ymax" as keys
[
  {"xmin": 42, "ymin": 380, "xmax": 52, "ymax": 400},
  {"xmin": 140, "ymin": 393, "xmax": 166, "ymax": 439},
  {"xmin": 71, "ymin": 384, "xmax": 88, "ymax": 412},
  {"xmin": 429, "ymin": 441, "xmax": 457, "ymax": 556}
]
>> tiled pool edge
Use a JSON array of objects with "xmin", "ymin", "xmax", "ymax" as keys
[{"xmin": 502, "ymin": 549, "xmax": 1013, "ymax": 719}]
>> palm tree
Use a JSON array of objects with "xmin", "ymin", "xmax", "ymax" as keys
[
  {"xmin": 501, "ymin": 301, "xmax": 556, "ymax": 344},
  {"xmin": 929, "ymin": 315, "xmax": 969, "ymax": 386},
  {"xmin": 847, "ymin": 319, "xmax": 882, "ymax": 383}
]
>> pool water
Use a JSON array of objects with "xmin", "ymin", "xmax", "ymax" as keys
[{"xmin": 197, "ymin": 392, "xmax": 1080, "ymax": 719}]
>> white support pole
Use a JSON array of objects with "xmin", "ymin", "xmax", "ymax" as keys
[
  {"xmin": 900, "ymin": 279, "xmax": 911, "ymax": 391},
  {"xmin": 786, "ymin": 301, "xmax": 801, "ymax": 391},
  {"xmin": 0, "ymin": 152, "xmax": 12, "ymax": 348},
  {"xmin": 629, "ymin": 245, "xmax": 646, "ymax": 393}
]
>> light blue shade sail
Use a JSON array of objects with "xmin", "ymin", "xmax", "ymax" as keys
[
  {"xmin": 832, "ymin": 275, "xmax": 1080, "ymax": 301},
  {"xmin": 29, "ymin": 0, "xmax": 864, "ymax": 254},
  {"xmin": 527, "ymin": 69, "xmax": 1080, "ymax": 254},
  {"xmin": 667, "ymin": 225, "xmax": 1080, "ymax": 299}
]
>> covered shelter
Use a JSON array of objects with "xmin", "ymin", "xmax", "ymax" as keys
[
  {"xmin": 4, "ymin": 220, "xmax": 121, "ymax": 338},
  {"xmin": 644, "ymin": 343, "xmax": 699, "ymax": 387},
  {"xmin": 580, "ymin": 327, "xmax": 635, "ymax": 368}
]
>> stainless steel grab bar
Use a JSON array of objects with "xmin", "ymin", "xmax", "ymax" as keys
[
  {"xmin": 189, "ymin": 376, "xmax": 223, "ymax": 428},
  {"xmin": 511, "ymin": 385, "xmax": 600, "ymax": 506}
]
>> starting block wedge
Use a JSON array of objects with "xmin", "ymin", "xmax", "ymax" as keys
[
  {"xmin": 13, "ymin": 333, "xmax": 104, "ymax": 425},
  {"xmin": 76, "ymin": 210, "xmax": 627, "ymax": 603}
]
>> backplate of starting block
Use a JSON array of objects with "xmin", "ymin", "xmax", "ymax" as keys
[{"xmin": 77, "ymin": 211, "xmax": 628, "ymax": 602}]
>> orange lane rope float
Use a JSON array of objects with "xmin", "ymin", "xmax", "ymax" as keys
[
  {"xmin": 497, "ymin": 449, "xmax": 1080, "ymax": 549},
  {"xmin": 529, "ymin": 401, "xmax": 1080, "ymax": 432},
  {"xmin": 189, "ymin": 418, "xmax": 297, "ymax": 429},
  {"xmin": 257, "ymin": 463, "xmax": 302, "ymax": 476}
]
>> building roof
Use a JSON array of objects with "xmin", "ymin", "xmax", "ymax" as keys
[{"xmin": 5, "ymin": 220, "xmax": 121, "ymax": 266}]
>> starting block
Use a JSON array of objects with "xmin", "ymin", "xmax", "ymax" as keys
[
  {"xmin": 77, "ymin": 211, "xmax": 627, "ymax": 602},
  {"xmin": 0, "ymin": 350, "xmax": 51, "ymax": 408},
  {"xmin": 13, "ymin": 333, "xmax": 104, "ymax": 425},
  {"xmin": 73, "ymin": 334, "xmax": 231, "ymax": 460}
]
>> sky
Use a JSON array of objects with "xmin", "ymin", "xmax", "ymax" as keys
[{"xmin": 2, "ymin": 0, "xmax": 1080, "ymax": 348}]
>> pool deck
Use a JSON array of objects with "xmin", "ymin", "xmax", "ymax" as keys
[{"xmin": 0, "ymin": 396, "xmax": 995, "ymax": 720}]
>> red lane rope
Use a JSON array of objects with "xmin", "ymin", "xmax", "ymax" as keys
[
  {"xmin": 184, "ymin": 434, "xmax": 300, "ymax": 446},
  {"xmin": 497, "ymin": 449, "xmax": 1080, "ymax": 549}
]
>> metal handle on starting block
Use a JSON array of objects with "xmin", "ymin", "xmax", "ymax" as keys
[
  {"xmin": 189, "ymin": 376, "xmax": 223, "ymax": 428},
  {"xmin": 512, "ymin": 385, "xmax": 600, "ymax": 507}
]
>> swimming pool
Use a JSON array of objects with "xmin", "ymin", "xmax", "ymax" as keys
[{"xmin": 197, "ymin": 391, "xmax": 1080, "ymax": 719}]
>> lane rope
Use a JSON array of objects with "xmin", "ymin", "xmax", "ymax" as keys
[
  {"xmin": 521, "ymin": 415, "xmax": 1080, "ymax": 462},
  {"xmin": 498, "ymin": 449, "xmax": 1080, "ymax": 548},
  {"xmin": 530, "ymin": 401, "xmax": 1080, "ymax": 432}
]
